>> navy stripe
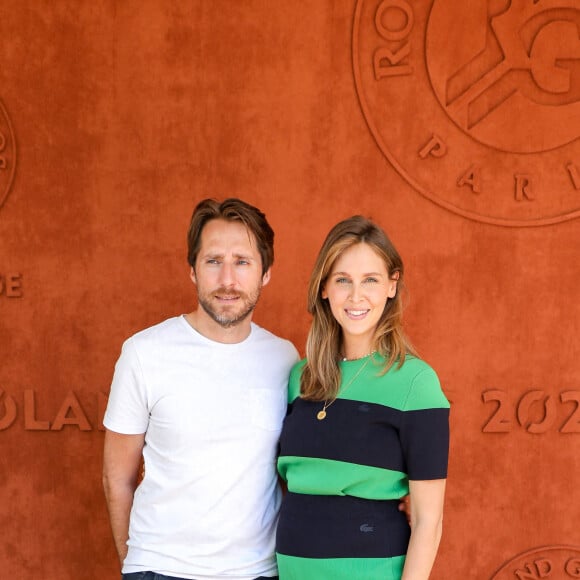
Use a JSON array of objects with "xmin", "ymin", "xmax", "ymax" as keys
[
  {"xmin": 280, "ymin": 398, "xmax": 404, "ymax": 471},
  {"xmin": 400, "ymin": 407, "xmax": 450, "ymax": 479},
  {"xmin": 276, "ymin": 492, "xmax": 410, "ymax": 559},
  {"xmin": 280, "ymin": 398, "xmax": 448, "ymax": 478}
]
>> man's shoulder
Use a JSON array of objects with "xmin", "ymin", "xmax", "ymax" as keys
[
  {"xmin": 250, "ymin": 323, "xmax": 299, "ymax": 358},
  {"xmin": 124, "ymin": 316, "xmax": 184, "ymax": 348}
]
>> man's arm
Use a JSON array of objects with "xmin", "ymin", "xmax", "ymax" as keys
[{"xmin": 102, "ymin": 429, "xmax": 145, "ymax": 567}]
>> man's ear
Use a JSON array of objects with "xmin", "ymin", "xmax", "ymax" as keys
[
  {"xmin": 262, "ymin": 268, "xmax": 271, "ymax": 287},
  {"xmin": 189, "ymin": 266, "xmax": 197, "ymax": 285}
]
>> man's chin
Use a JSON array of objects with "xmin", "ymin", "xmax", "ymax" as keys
[
  {"xmin": 202, "ymin": 304, "xmax": 254, "ymax": 328},
  {"xmin": 214, "ymin": 314, "xmax": 243, "ymax": 328}
]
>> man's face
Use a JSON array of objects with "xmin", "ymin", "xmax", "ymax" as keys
[{"xmin": 191, "ymin": 219, "xmax": 270, "ymax": 328}]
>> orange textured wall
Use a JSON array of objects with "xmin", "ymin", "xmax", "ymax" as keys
[{"xmin": 0, "ymin": 1, "xmax": 579, "ymax": 578}]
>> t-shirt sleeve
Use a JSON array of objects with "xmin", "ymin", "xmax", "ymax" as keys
[
  {"xmin": 103, "ymin": 338, "xmax": 150, "ymax": 434},
  {"xmin": 399, "ymin": 366, "xmax": 450, "ymax": 480}
]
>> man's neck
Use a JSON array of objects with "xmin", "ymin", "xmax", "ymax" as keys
[{"xmin": 184, "ymin": 310, "xmax": 252, "ymax": 344}]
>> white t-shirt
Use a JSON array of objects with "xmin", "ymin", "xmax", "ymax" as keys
[{"xmin": 104, "ymin": 316, "xmax": 299, "ymax": 580}]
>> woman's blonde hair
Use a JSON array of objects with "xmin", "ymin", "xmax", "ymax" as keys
[{"xmin": 300, "ymin": 215, "xmax": 416, "ymax": 401}]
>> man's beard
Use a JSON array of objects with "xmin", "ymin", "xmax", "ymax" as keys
[{"xmin": 197, "ymin": 287, "xmax": 262, "ymax": 328}]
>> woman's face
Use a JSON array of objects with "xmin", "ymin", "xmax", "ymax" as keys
[{"xmin": 321, "ymin": 242, "xmax": 398, "ymax": 353}]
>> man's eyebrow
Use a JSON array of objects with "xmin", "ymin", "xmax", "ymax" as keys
[{"xmin": 201, "ymin": 251, "xmax": 255, "ymax": 260}]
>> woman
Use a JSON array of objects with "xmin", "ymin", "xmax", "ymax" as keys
[{"xmin": 276, "ymin": 216, "xmax": 449, "ymax": 579}]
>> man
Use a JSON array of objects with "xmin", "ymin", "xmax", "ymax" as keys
[{"xmin": 103, "ymin": 198, "xmax": 299, "ymax": 580}]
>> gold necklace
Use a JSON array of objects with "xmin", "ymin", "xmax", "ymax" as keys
[{"xmin": 317, "ymin": 355, "xmax": 373, "ymax": 421}]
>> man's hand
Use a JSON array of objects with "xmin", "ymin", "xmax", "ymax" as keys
[{"xmin": 398, "ymin": 494, "xmax": 411, "ymax": 524}]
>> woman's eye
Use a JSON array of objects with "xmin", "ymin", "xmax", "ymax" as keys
[{"xmin": 336, "ymin": 277, "xmax": 350, "ymax": 284}]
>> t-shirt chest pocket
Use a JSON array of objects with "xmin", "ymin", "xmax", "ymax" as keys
[{"xmin": 248, "ymin": 387, "xmax": 286, "ymax": 431}]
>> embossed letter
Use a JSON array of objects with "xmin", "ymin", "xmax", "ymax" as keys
[
  {"xmin": 457, "ymin": 165, "xmax": 481, "ymax": 194},
  {"xmin": 517, "ymin": 390, "xmax": 556, "ymax": 434},
  {"xmin": 515, "ymin": 174, "xmax": 534, "ymax": 201},
  {"xmin": 560, "ymin": 391, "xmax": 580, "ymax": 433},
  {"xmin": 419, "ymin": 135, "xmax": 447, "ymax": 159},
  {"xmin": 482, "ymin": 390, "xmax": 511, "ymax": 433},
  {"xmin": 566, "ymin": 163, "xmax": 580, "ymax": 190},
  {"xmin": 374, "ymin": 45, "xmax": 412, "ymax": 79},
  {"xmin": 533, "ymin": 558, "xmax": 552, "ymax": 577},
  {"xmin": 0, "ymin": 390, "xmax": 17, "ymax": 430},
  {"xmin": 51, "ymin": 391, "xmax": 92, "ymax": 431},
  {"xmin": 6, "ymin": 274, "xmax": 22, "ymax": 297},
  {"xmin": 375, "ymin": 0, "xmax": 414, "ymax": 40},
  {"xmin": 24, "ymin": 389, "xmax": 50, "ymax": 430},
  {"xmin": 0, "ymin": 274, "xmax": 23, "ymax": 298},
  {"xmin": 565, "ymin": 557, "xmax": 580, "ymax": 577}
]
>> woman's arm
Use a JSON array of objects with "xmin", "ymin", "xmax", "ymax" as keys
[{"xmin": 401, "ymin": 478, "xmax": 447, "ymax": 580}]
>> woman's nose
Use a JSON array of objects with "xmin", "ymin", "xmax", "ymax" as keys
[{"xmin": 349, "ymin": 284, "xmax": 363, "ymax": 301}]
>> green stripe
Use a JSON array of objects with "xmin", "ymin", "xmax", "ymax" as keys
[
  {"xmin": 278, "ymin": 456, "xmax": 409, "ymax": 500},
  {"xmin": 289, "ymin": 355, "xmax": 449, "ymax": 411},
  {"xmin": 276, "ymin": 553, "xmax": 406, "ymax": 580}
]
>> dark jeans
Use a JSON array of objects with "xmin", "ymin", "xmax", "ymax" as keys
[{"xmin": 122, "ymin": 573, "xmax": 278, "ymax": 580}]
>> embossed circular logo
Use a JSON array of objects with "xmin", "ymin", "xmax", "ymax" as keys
[
  {"xmin": 0, "ymin": 98, "xmax": 16, "ymax": 211},
  {"xmin": 353, "ymin": 0, "xmax": 580, "ymax": 226},
  {"xmin": 490, "ymin": 545, "xmax": 580, "ymax": 579}
]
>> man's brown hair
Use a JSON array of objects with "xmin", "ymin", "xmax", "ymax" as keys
[{"xmin": 187, "ymin": 198, "xmax": 274, "ymax": 275}]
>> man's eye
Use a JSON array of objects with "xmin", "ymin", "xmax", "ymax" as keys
[{"xmin": 237, "ymin": 260, "xmax": 250, "ymax": 265}]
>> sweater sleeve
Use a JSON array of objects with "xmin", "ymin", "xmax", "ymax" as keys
[
  {"xmin": 287, "ymin": 359, "xmax": 307, "ymax": 404},
  {"xmin": 399, "ymin": 366, "xmax": 450, "ymax": 480}
]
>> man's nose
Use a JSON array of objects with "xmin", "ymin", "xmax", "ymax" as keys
[{"xmin": 218, "ymin": 262, "xmax": 235, "ymax": 286}]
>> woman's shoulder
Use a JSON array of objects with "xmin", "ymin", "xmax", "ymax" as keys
[
  {"xmin": 396, "ymin": 353, "xmax": 434, "ymax": 372},
  {"xmin": 290, "ymin": 357, "xmax": 307, "ymax": 373},
  {"xmin": 363, "ymin": 354, "xmax": 448, "ymax": 410},
  {"xmin": 288, "ymin": 358, "xmax": 307, "ymax": 402},
  {"xmin": 394, "ymin": 355, "xmax": 449, "ymax": 410}
]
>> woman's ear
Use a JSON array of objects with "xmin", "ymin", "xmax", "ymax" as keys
[{"xmin": 388, "ymin": 271, "xmax": 399, "ymax": 298}]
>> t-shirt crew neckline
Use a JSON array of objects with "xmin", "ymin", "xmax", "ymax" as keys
[{"xmin": 179, "ymin": 313, "xmax": 255, "ymax": 346}]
